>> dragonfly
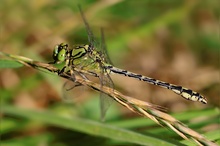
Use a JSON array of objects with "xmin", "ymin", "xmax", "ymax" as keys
[
  {"xmin": 51, "ymin": 6, "xmax": 207, "ymax": 113},
  {"xmin": 52, "ymin": 6, "xmax": 115, "ymax": 120}
]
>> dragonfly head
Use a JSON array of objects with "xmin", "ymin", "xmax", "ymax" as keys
[{"xmin": 53, "ymin": 43, "xmax": 68, "ymax": 63}]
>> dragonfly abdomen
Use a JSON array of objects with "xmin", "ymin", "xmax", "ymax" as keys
[{"xmin": 106, "ymin": 65, "xmax": 207, "ymax": 104}]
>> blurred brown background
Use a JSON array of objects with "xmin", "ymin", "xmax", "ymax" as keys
[{"xmin": 0, "ymin": 0, "xmax": 219, "ymax": 117}]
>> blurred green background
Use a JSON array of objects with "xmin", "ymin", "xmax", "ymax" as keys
[{"xmin": 0, "ymin": 0, "xmax": 219, "ymax": 145}]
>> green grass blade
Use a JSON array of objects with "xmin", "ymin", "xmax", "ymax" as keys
[
  {"xmin": 2, "ymin": 105, "xmax": 183, "ymax": 146},
  {"xmin": 0, "ymin": 60, "xmax": 23, "ymax": 68}
]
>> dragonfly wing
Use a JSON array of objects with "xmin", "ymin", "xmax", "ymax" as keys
[
  {"xmin": 79, "ymin": 6, "xmax": 115, "ymax": 120},
  {"xmin": 99, "ymin": 70, "xmax": 114, "ymax": 121},
  {"xmin": 78, "ymin": 5, "xmax": 96, "ymax": 47},
  {"xmin": 62, "ymin": 71, "xmax": 87, "ymax": 102},
  {"xmin": 99, "ymin": 29, "xmax": 115, "ymax": 121},
  {"xmin": 100, "ymin": 28, "xmax": 114, "ymax": 65}
]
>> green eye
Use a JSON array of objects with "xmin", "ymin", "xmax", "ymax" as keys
[
  {"xmin": 53, "ymin": 43, "xmax": 68, "ymax": 63},
  {"xmin": 57, "ymin": 49, "xmax": 66, "ymax": 62}
]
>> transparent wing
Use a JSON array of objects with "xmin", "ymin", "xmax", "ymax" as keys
[
  {"xmin": 99, "ymin": 71, "xmax": 114, "ymax": 121},
  {"xmin": 99, "ymin": 29, "xmax": 115, "ymax": 121},
  {"xmin": 100, "ymin": 28, "xmax": 114, "ymax": 65},
  {"xmin": 62, "ymin": 71, "xmax": 87, "ymax": 103},
  {"xmin": 78, "ymin": 6, "xmax": 115, "ymax": 120},
  {"xmin": 79, "ymin": 5, "xmax": 112, "ymax": 66},
  {"xmin": 78, "ymin": 5, "xmax": 96, "ymax": 47},
  {"xmin": 62, "ymin": 80, "xmax": 81, "ymax": 100}
]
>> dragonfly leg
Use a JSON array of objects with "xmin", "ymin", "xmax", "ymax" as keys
[{"xmin": 57, "ymin": 66, "xmax": 66, "ymax": 75}]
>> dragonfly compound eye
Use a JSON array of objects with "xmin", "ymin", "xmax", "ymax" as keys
[
  {"xmin": 57, "ymin": 48, "xmax": 66, "ymax": 62},
  {"xmin": 57, "ymin": 43, "xmax": 68, "ymax": 62},
  {"xmin": 53, "ymin": 43, "xmax": 68, "ymax": 63}
]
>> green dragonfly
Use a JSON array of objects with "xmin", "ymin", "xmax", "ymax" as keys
[
  {"xmin": 52, "ymin": 7, "xmax": 115, "ymax": 120},
  {"xmin": 51, "ymin": 7, "xmax": 207, "ymax": 113}
]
